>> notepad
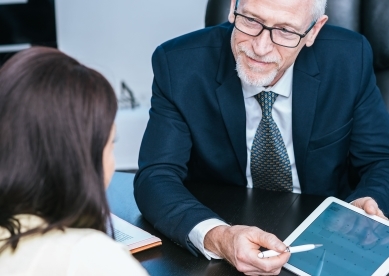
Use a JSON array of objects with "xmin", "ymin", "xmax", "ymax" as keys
[{"xmin": 110, "ymin": 213, "xmax": 162, "ymax": 253}]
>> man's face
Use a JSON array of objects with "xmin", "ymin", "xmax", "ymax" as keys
[{"xmin": 228, "ymin": 0, "xmax": 326, "ymax": 87}]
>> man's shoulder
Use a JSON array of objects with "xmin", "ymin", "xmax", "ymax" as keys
[
  {"xmin": 307, "ymin": 24, "xmax": 369, "ymax": 63},
  {"xmin": 315, "ymin": 24, "xmax": 364, "ymax": 45},
  {"xmin": 158, "ymin": 22, "xmax": 232, "ymax": 54}
]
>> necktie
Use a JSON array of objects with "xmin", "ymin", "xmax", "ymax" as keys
[{"xmin": 250, "ymin": 91, "xmax": 292, "ymax": 192}]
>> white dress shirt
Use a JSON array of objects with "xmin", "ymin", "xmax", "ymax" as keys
[{"xmin": 188, "ymin": 64, "xmax": 301, "ymax": 260}]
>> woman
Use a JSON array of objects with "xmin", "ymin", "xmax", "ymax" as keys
[{"xmin": 0, "ymin": 47, "xmax": 148, "ymax": 275}]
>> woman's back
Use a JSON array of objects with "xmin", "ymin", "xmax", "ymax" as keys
[
  {"xmin": 0, "ymin": 47, "xmax": 148, "ymax": 275},
  {"xmin": 0, "ymin": 215, "xmax": 148, "ymax": 275}
]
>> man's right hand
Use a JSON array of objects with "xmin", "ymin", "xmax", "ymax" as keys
[{"xmin": 204, "ymin": 225, "xmax": 290, "ymax": 275}]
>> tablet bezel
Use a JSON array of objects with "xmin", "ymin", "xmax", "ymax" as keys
[{"xmin": 283, "ymin": 196, "xmax": 389, "ymax": 276}]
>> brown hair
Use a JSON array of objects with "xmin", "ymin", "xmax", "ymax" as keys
[{"xmin": 0, "ymin": 46, "xmax": 117, "ymax": 252}]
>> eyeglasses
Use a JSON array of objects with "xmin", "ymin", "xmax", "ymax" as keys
[{"xmin": 233, "ymin": 12, "xmax": 316, "ymax": 48}]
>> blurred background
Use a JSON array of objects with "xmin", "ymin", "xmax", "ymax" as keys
[{"xmin": 0, "ymin": 0, "xmax": 209, "ymax": 171}]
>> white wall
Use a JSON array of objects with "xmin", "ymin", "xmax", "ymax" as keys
[{"xmin": 55, "ymin": 0, "xmax": 209, "ymax": 169}]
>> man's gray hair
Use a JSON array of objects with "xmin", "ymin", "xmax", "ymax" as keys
[
  {"xmin": 235, "ymin": 0, "xmax": 327, "ymax": 22},
  {"xmin": 312, "ymin": 0, "xmax": 327, "ymax": 21}
]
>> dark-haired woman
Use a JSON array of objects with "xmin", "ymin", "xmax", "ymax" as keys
[{"xmin": 0, "ymin": 47, "xmax": 148, "ymax": 275}]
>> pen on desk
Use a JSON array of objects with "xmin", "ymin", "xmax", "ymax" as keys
[{"xmin": 258, "ymin": 244, "xmax": 323, "ymax": 258}]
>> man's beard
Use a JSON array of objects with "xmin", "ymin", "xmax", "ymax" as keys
[{"xmin": 235, "ymin": 45, "xmax": 280, "ymax": 87}]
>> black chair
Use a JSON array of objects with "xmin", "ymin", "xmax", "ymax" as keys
[
  {"xmin": 205, "ymin": 0, "xmax": 231, "ymax": 27},
  {"xmin": 205, "ymin": 0, "xmax": 389, "ymax": 111}
]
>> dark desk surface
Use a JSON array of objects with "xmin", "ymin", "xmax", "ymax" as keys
[{"xmin": 107, "ymin": 172, "xmax": 326, "ymax": 276}]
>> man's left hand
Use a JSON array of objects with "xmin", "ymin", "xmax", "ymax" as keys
[{"xmin": 352, "ymin": 197, "xmax": 388, "ymax": 220}]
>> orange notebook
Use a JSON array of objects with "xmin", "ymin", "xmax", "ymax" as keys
[{"xmin": 111, "ymin": 213, "xmax": 162, "ymax": 254}]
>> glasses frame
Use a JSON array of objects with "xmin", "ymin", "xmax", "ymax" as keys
[{"xmin": 233, "ymin": 11, "xmax": 317, "ymax": 48}]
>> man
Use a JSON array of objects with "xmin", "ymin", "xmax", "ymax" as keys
[{"xmin": 134, "ymin": 0, "xmax": 389, "ymax": 274}]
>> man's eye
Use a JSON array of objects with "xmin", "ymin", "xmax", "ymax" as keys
[
  {"xmin": 243, "ymin": 17, "xmax": 258, "ymax": 25},
  {"xmin": 280, "ymin": 28, "xmax": 292, "ymax": 33}
]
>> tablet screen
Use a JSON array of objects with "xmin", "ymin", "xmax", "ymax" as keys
[{"xmin": 287, "ymin": 202, "xmax": 389, "ymax": 275}]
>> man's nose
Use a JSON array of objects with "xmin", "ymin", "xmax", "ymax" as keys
[{"xmin": 251, "ymin": 29, "xmax": 274, "ymax": 56}]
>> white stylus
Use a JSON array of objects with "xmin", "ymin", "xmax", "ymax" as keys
[{"xmin": 258, "ymin": 244, "xmax": 323, "ymax": 258}]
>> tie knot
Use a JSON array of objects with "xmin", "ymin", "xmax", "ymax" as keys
[{"xmin": 255, "ymin": 91, "xmax": 278, "ymax": 118}]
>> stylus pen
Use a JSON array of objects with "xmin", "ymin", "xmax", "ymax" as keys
[{"xmin": 258, "ymin": 244, "xmax": 323, "ymax": 258}]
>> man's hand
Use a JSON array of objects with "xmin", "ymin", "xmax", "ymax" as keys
[
  {"xmin": 352, "ymin": 197, "xmax": 388, "ymax": 220},
  {"xmin": 204, "ymin": 225, "xmax": 290, "ymax": 275}
]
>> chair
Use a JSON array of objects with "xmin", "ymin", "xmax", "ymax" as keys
[
  {"xmin": 205, "ymin": 0, "xmax": 231, "ymax": 27},
  {"xmin": 204, "ymin": 0, "xmax": 389, "ymax": 111}
]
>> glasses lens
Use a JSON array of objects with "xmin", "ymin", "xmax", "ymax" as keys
[
  {"xmin": 272, "ymin": 29, "xmax": 301, "ymax": 47},
  {"xmin": 235, "ymin": 14, "xmax": 301, "ymax": 47},
  {"xmin": 235, "ymin": 14, "xmax": 263, "ymax": 36}
]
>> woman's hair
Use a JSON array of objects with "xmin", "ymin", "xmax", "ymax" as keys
[{"xmin": 0, "ymin": 46, "xmax": 118, "ymax": 252}]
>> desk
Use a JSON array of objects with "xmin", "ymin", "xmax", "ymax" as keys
[{"xmin": 107, "ymin": 172, "xmax": 326, "ymax": 276}]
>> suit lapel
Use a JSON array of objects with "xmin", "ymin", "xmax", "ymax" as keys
[
  {"xmin": 292, "ymin": 46, "xmax": 320, "ymax": 191},
  {"xmin": 213, "ymin": 25, "xmax": 322, "ymax": 185},
  {"xmin": 215, "ymin": 25, "xmax": 247, "ymax": 179},
  {"xmin": 216, "ymin": 76, "xmax": 247, "ymax": 178}
]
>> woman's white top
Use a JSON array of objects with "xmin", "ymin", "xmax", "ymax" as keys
[{"xmin": 0, "ymin": 215, "xmax": 149, "ymax": 276}]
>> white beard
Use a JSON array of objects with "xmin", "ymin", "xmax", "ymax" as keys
[{"xmin": 235, "ymin": 45, "xmax": 280, "ymax": 87}]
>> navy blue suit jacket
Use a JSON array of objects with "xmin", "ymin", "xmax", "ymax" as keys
[{"xmin": 134, "ymin": 23, "xmax": 389, "ymax": 255}]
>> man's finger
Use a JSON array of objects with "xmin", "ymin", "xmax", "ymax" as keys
[
  {"xmin": 352, "ymin": 197, "xmax": 388, "ymax": 220},
  {"xmin": 364, "ymin": 200, "xmax": 379, "ymax": 215},
  {"xmin": 234, "ymin": 248, "xmax": 286, "ymax": 274},
  {"xmin": 376, "ymin": 209, "xmax": 389, "ymax": 220},
  {"xmin": 254, "ymin": 230, "xmax": 287, "ymax": 253},
  {"xmin": 254, "ymin": 252, "xmax": 290, "ymax": 274}
]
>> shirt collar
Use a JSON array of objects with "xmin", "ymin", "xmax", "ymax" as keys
[{"xmin": 241, "ymin": 63, "xmax": 294, "ymax": 99}]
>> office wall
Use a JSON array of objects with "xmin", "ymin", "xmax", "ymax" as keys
[{"xmin": 56, "ymin": 0, "xmax": 210, "ymax": 169}]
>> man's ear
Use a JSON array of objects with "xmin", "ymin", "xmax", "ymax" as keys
[
  {"xmin": 305, "ymin": 15, "xmax": 328, "ymax": 47},
  {"xmin": 228, "ymin": 0, "xmax": 237, "ymax": 23}
]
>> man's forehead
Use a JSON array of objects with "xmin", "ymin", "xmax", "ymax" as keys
[
  {"xmin": 236, "ymin": 0, "xmax": 312, "ymax": 25},
  {"xmin": 236, "ymin": 0, "xmax": 312, "ymax": 9}
]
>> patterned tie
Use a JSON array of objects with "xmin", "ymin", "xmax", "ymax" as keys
[{"xmin": 251, "ymin": 91, "xmax": 292, "ymax": 192}]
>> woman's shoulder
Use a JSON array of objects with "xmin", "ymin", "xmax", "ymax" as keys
[
  {"xmin": 60, "ymin": 227, "xmax": 108, "ymax": 242},
  {"xmin": 61, "ymin": 227, "xmax": 116, "ymax": 247},
  {"xmin": 64, "ymin": 228, "xmax": 149, "ymax": 275},
  {"xmin": 0, "ymin": 217, "xmax": 148, "ymax": 276}
]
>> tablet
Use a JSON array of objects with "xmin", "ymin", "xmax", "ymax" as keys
[{"xmin": 283, "ymin": 197, "xmax": 389, "ymax": 276}]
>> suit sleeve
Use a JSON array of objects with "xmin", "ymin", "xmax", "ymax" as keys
[
  {"xmin": 133, "ymin": 45, "xmax": 223, "ymax": 255},
  {"xmin": 345, "ymin": 36, "xmax": 389, "ymax": 215}
]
